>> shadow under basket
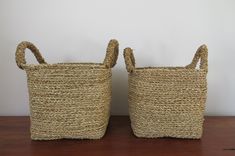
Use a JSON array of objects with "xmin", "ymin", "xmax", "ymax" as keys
[
  {"xmin": 15, "ymin": 39, "xmax": 119, "ymax": 140},
  {"xmin": 124, "ymin": 45, "xmax": 208, "ymax": 139}
]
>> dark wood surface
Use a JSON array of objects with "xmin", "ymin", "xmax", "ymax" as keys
[{"xmin": 0, "ymin": 116, "xmax": 235, "ymax": 156}]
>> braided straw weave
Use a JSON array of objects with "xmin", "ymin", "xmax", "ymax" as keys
[
  {"xmin": 124, "ymin": 45, "xmax": 208, "ymax": 139},
  {"xmin": 16, "ymin": 39, "xmax": 119, "ymax": 140}
]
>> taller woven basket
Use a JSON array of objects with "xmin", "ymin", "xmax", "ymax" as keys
[
  {"xmin": 124, "ymin": 45, "xmax": 208, "ymax": 139},
  {"xmin": 16, "ymin": 39, "xmax": 119, "ymax": 140}
]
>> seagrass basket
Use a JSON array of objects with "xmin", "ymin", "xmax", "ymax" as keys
[
  {"xmin": 16, "ymin": 39, "xmax": 119, "ymax": 140},
  {"xmin": 124, "ymin": 45, "xmax": 208, "ymax": 139}
]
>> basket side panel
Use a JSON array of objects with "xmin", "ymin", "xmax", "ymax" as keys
[
  {"xmin": 128, "ymin": 69, "xmax": 207, "ymax": 139},
  {"xmin": 26, "ymin": 67, "xmax": 111, "ymax": 140}
]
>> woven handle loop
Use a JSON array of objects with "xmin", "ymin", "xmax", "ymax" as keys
[
  {"xmin": 103, "ymin": 39, "xmax": 119, "ymax": 68},
  {"xmin": 186, "ymin": 44, "xmax": 208, "ymax": 71},
  {"xmin": 15, "ymin": 41, "xmax": 47, "ymax": 70},
  {"xmin": 124, "ymin": 47, "xmax": 135, "ymax": 73}
]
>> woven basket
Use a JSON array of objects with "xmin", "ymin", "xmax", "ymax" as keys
[
  {"xmin": 124, "ymin": 45, "xmax": 208, "ymax": 139},
  {"xmin": 16, "ymin": 39, "xmax": 119, "ymax": 140}
]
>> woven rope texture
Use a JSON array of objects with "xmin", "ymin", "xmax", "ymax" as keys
[
  {"xmin": 124, "ymin": 45, "xmax": 208, "ymax": 139},
  {"xmin": 16, "ymin": 39, "xmax": 119, "ymax": 140}
]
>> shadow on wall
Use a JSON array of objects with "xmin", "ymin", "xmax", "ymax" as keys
[{"xmin": 111, "ymin": 68, "xmax": 129, "ymax": 115}]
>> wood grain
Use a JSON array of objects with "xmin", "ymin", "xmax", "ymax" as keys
[{"xmin": 0, "ymin": 116, "xmax": 235, "ymax": 156}]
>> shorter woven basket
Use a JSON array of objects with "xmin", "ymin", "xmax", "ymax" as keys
[
  {"xmin": 16, "ymin": 39, "xmax": 119, "ymax": 140},
  {"xmin": 124, "ymin": 45, "xmax": 208, "ymax": 139}
]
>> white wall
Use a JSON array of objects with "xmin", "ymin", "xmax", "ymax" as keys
[{"xmin": 0, "ymin": 0, "xmax": 235, "ymax": 116}]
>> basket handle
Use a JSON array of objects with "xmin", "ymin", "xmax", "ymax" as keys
[
  {"xmin": 123, "ymin": 47, "xmax": 135, "ymax": 73},
  {"xmin": 15, "ymin": 41, "xmax": 47, "ymax": 70},
  {"xmin": 186, "ymin": 44, "xmax": 208, "ymax": 71},
  {"xmin": 103, "ymin": 39, "xmax": 119, "ymax": 68}
]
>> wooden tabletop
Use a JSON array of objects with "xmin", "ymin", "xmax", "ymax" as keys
[{"xmin": 0, "ymin": 116, "xmax": 235, "ymax": 156}]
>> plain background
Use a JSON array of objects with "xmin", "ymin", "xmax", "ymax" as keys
[{"xmin": 0, "ymin": 0, "xmax": 235, "ymax": 116}]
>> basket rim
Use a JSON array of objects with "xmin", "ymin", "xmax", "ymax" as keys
[
  {"xmin": 133, "ymin": 66, "xmax": 206, "ymax": 72},
  {"xmin": 22, "ymin": 62, "xmax": 108, "ymax": 70}
]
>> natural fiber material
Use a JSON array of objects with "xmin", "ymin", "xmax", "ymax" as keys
[
  {"xmin": 16, "ymin": 39, "xmax": 119, "ymax": 140},
  {"xmin": 124, "ymin": 45, "xmax": 208, "ymax": 139}
]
